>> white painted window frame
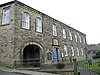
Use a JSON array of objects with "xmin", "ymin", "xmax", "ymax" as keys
[
  {"xmin": 2, "ymin": 6, "xmax": 10, "ymax": 25},
  {"xmin": 81, "ymin": 48, "xmax": 84, "ymax": 56},
  {"xmin": 22, "ymin": 12, "xmax": 30, "ymax": 29},
  {"xmin": 36, "ymin": 17, "xmax": 42, "ymax": 32},
  {"xmin": 69, "ymin": 31, "xmax": 72, "ymax": 40},
  {"xmin": 76, "ymin": 47, "xmax": 80, "ymax": 56},
  {"xmin": 64, "ymin": 45, "xmax": 68, "ymax": 56},
  {"xmin": 63, "ymin": 29, "xmax": 66, "ymax": 38},
  {"xmin": 52, "ymin": 24, "xmax": 57, "ymax": 36},
  {"xmin": 83, "ymin": 36, "xmax": 86, "ymax": 44},
  {"xmin": 75, "ymin": 33, "xmax": 78, "ymax": 42},
  {"xmin": 79, "ymin": 34, "xmax": 82, "ymax": 43},
  {"xmin": 71, "ymin": 46, "xmax": 74, "ymax": 56}
]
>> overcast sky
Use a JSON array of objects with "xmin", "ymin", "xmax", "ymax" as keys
[{"xmin": 1, "ymin": 0, "xmax": 100, "ymax": 44}]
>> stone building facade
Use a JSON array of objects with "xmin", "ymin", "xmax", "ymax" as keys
[{"xmin": 0, "ymin": 1, "xmax": 87, "ymax": 68}]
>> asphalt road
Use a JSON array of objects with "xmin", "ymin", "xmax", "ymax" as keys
[
  {"xmin": 0, "ymin": 70, "xmax": 29, "ymax": 75},
  {"xmin": 79, "ymin": 68, "xmax": 99, "ymax": 75},
  {"xmin": 0, "ymin": 68, "xmax": 99, "ymax": 75}
]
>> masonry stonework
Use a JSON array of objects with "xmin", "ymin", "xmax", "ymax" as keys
[{"xmin": 0, "ymin": 1, "xmax": 87, "ymax": 69}]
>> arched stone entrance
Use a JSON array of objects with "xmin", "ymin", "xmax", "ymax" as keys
[{"xmin": 22, "ymin": 43, "xmax": 43, "ymax": 67}]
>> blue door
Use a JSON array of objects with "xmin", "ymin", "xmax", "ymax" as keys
[{"xmin": 54, "ymin": 48, "xmax": 58, "ymax": 62}]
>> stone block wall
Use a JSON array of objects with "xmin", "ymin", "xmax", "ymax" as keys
[
  {"xmin": 0, "ymin": 1, "xmax": 87, "ymax": 68},
  {"xmin": 0, "ymin": 4, "xmax": 15, "ymax": 67}
]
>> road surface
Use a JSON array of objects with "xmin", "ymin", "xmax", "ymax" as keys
[
  {"xmin": 0, "ymin": 70, "xmax": 28, "ymax": 75},
  {"xmin": 79, "ymin": 68, "xmax": 99, "ymax": 75}
]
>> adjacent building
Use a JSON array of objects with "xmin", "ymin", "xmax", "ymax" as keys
[{"xmin": 0, "ymin": 0, "xmax": 87, "ymax": 68}]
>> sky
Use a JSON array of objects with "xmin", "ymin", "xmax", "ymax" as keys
[{"xmin": 0, "ymin": 0, "xmax": 100, "ymax": 44}]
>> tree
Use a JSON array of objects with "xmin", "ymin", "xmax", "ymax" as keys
[{"xmin": 96, "ymin": 51, "xmax": 100, "ymax": 58}]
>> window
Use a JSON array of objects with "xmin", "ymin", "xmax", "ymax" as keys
[
  {"xmin": 81, "ymin": 48, "xmax": 84, "ymax": 56},
  {"xmin": 76, "ymin": 47, "xmax": 79, "ymax": 56},
  {"xmin": 69, "ymin": 31, "xmax": 72, "ymax": 40},
  {"xmin": 36, "ymin": 17, "xmax": 42, "ymax": 32},
  {"xmin": 47, "ymin": 52, "xmax": 52, "ymax": 60},
  {"xmin": 22, "ymin": 12, "xmax": 30, "ymax": 29},
  {"xmin": 82, "ymin": 36, "xmax": 86, "ymax": 44},
  {"xmin": 71, "ymin": 46, "xmax": 74, "ymax": 56},
  {"xmin": 78, "ymin": 34, "xmax": 82, "ymax": 43},
  {"xmin": 75, "ymin": 34, "xmax": 78, "ymax": 42},
  {"xmin": 63, "ymin": 29, "xmax": 66, "ymax": 38},
  {"xmin": 64, "ymin": 45, "xmax": 68, "ymax": 56},
  {"xmin": 2, "ymin": 6, "xmax": 10, "ymax": 25},
  {"xmin": 52, "ymin": 24, "xmax": 57, "ymax": 36}
]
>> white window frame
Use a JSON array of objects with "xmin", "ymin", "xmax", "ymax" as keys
[
  {"xmin": 52, "ymin": 24, "xmax": 57, "ymax": 36},
  {"xmin": 79, "ymin": 34, "xmax": 82, "ymax": 43},
  {"xmin": 21, "ymin": 12, "xmax": 30, "ymax": 29},
  {"xmin": 71, "ymin": 46, "xmax": 74, "ymax": 56},
  {"xmin": 64, "ymin": 45, "xmax": 68, "ymax": 56},
  {"xmin": 63, "ymin": 29, "xmax": 66, "ymax": 38},
  {"xmin": 75, "ymin": 34, "xmax": 78, "ymax": 42},
  {"xmin": 81, "ymin": 48, "xmax": 84, "ymax": 56},
  {"xmin": 82, "ymin": 36, "xmax": 86, "ymax": 44},
  {"xmin": 76, "ymin": 47, "xmax": 79, "ymax": 56},
  {"xmin": 2, "ymin": 6, "xmax": 10, "ymax": 25},
  {"xmin": 69, "ymin": 31, "xmax": 72, "ymax": 40},
  {"xmin": 36, "ymin": 17, "xmax": 42, "ymax": 32}
]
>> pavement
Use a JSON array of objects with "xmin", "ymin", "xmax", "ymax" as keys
[
  {"xmin": 0, "ymin": 70, "xmax": 28, "ymax": 75},
  {"xmin": 78, "ymin": 67, "xmax": 100, "ymax": 75},
  {"xmin": 0, "ymin": 66, "xmax": 100, "ymax": 75},
  {"xmin": 0, "ymin": 67, "xmax": 59, "ymax": 75}
]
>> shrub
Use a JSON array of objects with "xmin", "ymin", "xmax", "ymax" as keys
[{"xmin": 56, "ymin": 63, "xmax": 65, "ymax": 69}]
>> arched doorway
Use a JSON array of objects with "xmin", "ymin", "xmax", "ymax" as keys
[{"xmin": 23, "ymin": 44, "xmax": 41, "ymax": 67}]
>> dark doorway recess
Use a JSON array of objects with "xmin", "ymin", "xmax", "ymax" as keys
[{"xmin": 23, "ymin": 44, "xmax": 41, "ymax": 67}]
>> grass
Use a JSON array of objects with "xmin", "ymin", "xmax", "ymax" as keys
[{"xmin": 79, "ymin": 60, "xmax": 100, "ymax": 73}]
